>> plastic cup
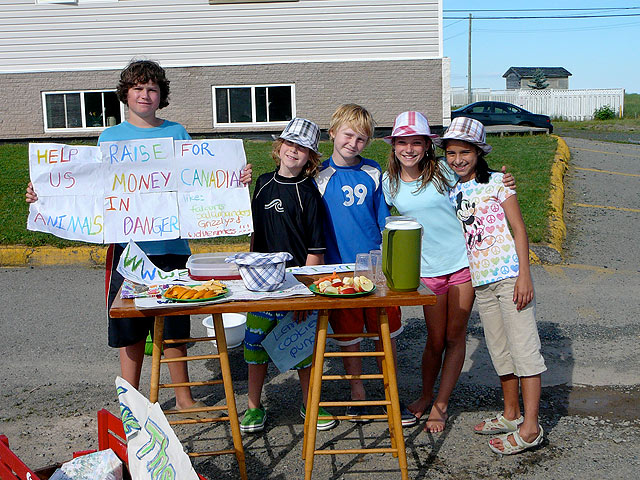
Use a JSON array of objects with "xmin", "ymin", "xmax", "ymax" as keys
[
  {"xmin": 369, "ymin": 249, "xmax": 384, "ymax": 287},
  {"xmin": 354, "ymin": 253, "xmax": 372, "ymax": 279}
]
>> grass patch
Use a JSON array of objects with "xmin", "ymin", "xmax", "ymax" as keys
[{"xmin": 0, "ymin": 135, "xmax": 557, "ymax": 247}]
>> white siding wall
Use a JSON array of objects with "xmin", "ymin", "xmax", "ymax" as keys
[{"xmin": 0, "ymin": 0, "xmax": 442, "ymax": 73}]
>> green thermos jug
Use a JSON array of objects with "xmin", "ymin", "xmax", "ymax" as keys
[{"xmin": 382, "ymin": 216, "xmax": 423, "ymax": 291}]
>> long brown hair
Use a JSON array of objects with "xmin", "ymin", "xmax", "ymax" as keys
[{"xmin": 386, "ymin": 136, "xmax": 452, "ymax": 197}]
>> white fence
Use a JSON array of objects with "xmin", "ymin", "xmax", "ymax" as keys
[{"xmin": 451, "ymin": 88, "xmax": 625, "ymax": 121}]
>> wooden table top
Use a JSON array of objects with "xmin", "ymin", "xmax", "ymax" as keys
[{"xmin": 109, "ymin": 275, "xmax": 436, "ymax": 318}]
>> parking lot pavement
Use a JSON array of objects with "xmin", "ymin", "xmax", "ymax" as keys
[{"xmin": 1, "ymin": 137, "xmax": 638, "ymax": 479}]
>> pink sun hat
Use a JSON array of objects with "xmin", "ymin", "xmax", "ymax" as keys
[{"xmin": 383, "ymin": 111, "xmax": 439, "ymax": 144}]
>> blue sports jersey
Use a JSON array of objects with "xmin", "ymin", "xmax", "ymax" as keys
[
  {"xmin": 98, "ymin": 120, "xmax": 191, "ymax": 256},
  {"xmin": 315, "ymin": 156, "xmax": 390, "ymax": 264}
]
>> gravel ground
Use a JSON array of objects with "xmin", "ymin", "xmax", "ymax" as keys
[{"xmin": 1, "ymin": 136, "xmax": 639, "ymax": 479}]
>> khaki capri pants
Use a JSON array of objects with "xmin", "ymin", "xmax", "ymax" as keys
[{"xmin": 475, "ymin": 277, "xmax": 547, "ymax": 378}]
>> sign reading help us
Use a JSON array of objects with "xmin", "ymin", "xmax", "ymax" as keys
[
  {"xmin": 28, "ymin": 143, "xmax": 104, "ymax": 197},
  {"xmin": 261, "ymin": 311, "xmax": 318, "ymax": 373},
  {"xmin": 27, "ymin": 138, "xmax": 253, "ymax": 244},
  {"xmin": 116, "ymin": 376, "xmax": 199, "ymax": 480},
  {"xmin": 176, "ymin": 139, "xmax": 253, "ymax": 239}
]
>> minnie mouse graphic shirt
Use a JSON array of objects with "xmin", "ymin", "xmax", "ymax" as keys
[{"xmin": 449, "ymin": 172, "xmax": 519, "ymax": 287}]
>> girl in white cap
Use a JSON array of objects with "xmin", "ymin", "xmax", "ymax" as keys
[
  {"xmin": 382, "ymin": 112, "xmax": 515, "ymax": 433},
  {"xmin": 438, "ymin": 117, "xmax": 545, "ymax": 454}
]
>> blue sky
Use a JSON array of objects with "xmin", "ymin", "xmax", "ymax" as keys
[{"xmin": 443, "ymin": 1, "xmax": 640, "ymax": 93}]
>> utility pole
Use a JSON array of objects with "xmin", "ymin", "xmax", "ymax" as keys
[{"xmin": 467, "ymin": 13, "xmax": 472, "ymax": 104}]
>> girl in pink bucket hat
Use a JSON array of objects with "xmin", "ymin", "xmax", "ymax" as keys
[{"xmin": 382, "ymin": 111, "xmax": 515, "ymax": 433}]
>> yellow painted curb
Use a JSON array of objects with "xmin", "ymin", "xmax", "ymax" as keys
[
  {"xmin": 0, "ymin": 242, "xmax": 250, "ymax": 267},
  {"xmin": 548, "ymin": 135, "xmax": 570, "ymax": 254}
]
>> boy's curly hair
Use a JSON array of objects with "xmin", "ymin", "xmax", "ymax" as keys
[
  {"xmin": 271, "ymin": 138, "xmax": 322, "ymax": 178},
  {"xmin": 385, "ymin": 137, "xmax": 452, "ymax": 197},
  {"xmin": 117, "ymin": 60, "xmax": 170, "ymax": 109},
  {"xmin": 328, "ymin": 104, "xmax": 375, "ymax": 144}
]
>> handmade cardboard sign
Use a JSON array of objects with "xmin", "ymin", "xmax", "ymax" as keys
[
  {"xmin": 104, "ymin": 192, "xmax": 180, "ymax": 244},
  {"xmin": 27, "ymin": 138, "xmax": 252, "ymax": 243},
  {"xmin": 261, "ymin": 311, "xmax": 318, "ymax": 372},
  {"xmin": 116, "ymin": 377, "xmax": 199, "ymax": 480},
  {"xmin": 176, "ymin": 139, "xmax": 253, "ymax": 238},
  {"xmin": 27, "ymin": 195, "xmax": 104, "ymax": 243},
  {"xmin": 117, "ymin": 240, "xmax": 191, "ymax": 285}
]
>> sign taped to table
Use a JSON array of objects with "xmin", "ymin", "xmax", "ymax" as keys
[{"xmin": 27, "ymin": 138, "xmax": 253, "ymax": 243}]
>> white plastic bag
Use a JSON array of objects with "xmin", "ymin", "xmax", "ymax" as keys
[{"xmin": 51, "ymin": 449, "xmax": 122, "ymax": 480}]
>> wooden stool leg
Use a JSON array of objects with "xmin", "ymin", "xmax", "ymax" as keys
[
  {"xmin": 213, "ymin": 313, "xmax": 247, "ymax": 480},
  {"xmin": 304, "ymin": 309, "xmax": 330, "ymax": 480},
  {"xmin": 149, "ymin": 316, "xmax": 164, "ymax": 404},
  {"xmin": 302, "ymin": 310, "xmax": 322, "ymax": 460},
  {"xmin": 377, "ymin": 310, "xmax": 398, "ymax": 456},
  {"xmin": 378, "ymin": 309, "xmax": 409, "ymax": 480}
]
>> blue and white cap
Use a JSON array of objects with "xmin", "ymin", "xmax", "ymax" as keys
[
  {"xmin": 279, "ymin": 118, "xmax": 321, "ymax": 153},
  {"xmin": 225, "ymin": 252, "xmax": 293, "ymax": 292}
]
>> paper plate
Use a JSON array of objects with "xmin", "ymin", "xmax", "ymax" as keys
[{"xmin": 309, "ymin": 284, "xmax": 376, "ymax": 297}]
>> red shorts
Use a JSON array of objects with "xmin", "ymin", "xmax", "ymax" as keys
[
  {"xmin": 328, "ymin": 307, "xmax": 403, "ymax": 346},
  {"xmin": 421, "ymin": 267, "xmax": 471, "ymax": 296}
]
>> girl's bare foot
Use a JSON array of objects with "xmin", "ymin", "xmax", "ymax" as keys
[
  {"xmin": 425, "ymin": 403, "xmax": 448, "ymax": 433},
  {"xmin": 407, "ymin": 395, "xmax": 432, "ymax": 419}
]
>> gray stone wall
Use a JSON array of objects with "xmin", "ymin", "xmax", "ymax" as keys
[{"xmin": 0, "ymin": 59, "xmax": 444, "ymax": 140}]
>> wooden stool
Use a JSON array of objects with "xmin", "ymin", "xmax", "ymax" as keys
[
  {"xmin": 302, "ymin": 308, "xmax": 408, "ymax": 480},
  {"xmin": 149, "ymin": 314, "xmax": 247, "ymax": 480}
]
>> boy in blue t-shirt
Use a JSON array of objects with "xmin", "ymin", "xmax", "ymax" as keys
[
  {"xmin": 315, "ymin": 104, "xmax": 415, "ymax": 426},
  {"xmin": 26, "ymin": 60, "xmax": 250, "ymax": 417}
]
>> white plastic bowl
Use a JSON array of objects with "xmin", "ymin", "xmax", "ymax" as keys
[{"xmin": 202, "ymin": 313, "xmax": 246, "ymax": 349}]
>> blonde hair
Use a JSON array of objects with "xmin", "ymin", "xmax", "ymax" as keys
[
  {"xmin": 328, "ymin": 104, "xmax": 375, "ymax": 144},
  {"xmin": 386, "ymin": 136, "xmax": 452, "ymax": 197},
  {"xmin": 271, "ymin": 138, "xmax": 321, "ymax": 178}
]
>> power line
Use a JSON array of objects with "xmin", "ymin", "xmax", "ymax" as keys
[
  {"xmin": 444, "ymin": 13, "xmax": 640, "ymax": 20},
  {"xmin": 444, "ymin": 7, "xmax": 640, "ymax": 12}
]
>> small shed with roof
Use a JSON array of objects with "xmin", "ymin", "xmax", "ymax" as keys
[{"xmin": 503, "ymin": 67, "xmax": 572, "ymax": 90}]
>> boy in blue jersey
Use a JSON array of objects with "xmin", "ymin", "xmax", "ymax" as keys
[{"xmin": 315, "ymin": 104, "xmax": 415, "ymax": 427}]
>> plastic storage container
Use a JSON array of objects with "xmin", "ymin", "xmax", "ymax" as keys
[{"xmin": 186, "ymin": 252, "xmax": 242, "ymax": 280}]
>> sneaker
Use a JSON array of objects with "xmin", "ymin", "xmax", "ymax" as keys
[
  {"xmin": 240, "ymin": 406, "xmax": 266, "ymax": 433},
  {"xmin": 383, "ymin": 403, "xmax": 418, "ymax": 427},
  {"xmin": 300, "ymin": 405, "xmax": 338, "ymax": 431},
  {"xmin": 345, "ymin": 405, "xmax": 372, "ymax": 424}
]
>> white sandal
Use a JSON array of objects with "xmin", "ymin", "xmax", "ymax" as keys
[
  {"xmin": 489, "ymin": 426, "xmax": 544, "ymax": 455},
  {"xmin": 474, "ymin": 413, "xmax": 524, "ymax": 434}
]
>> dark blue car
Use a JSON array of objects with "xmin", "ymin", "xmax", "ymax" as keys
[{"xmin": 451, "ymin": 101, "xmax": 553, "ymax": 133}]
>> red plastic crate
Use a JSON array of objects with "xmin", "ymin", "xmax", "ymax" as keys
[{"xmin": 0, "ymin": 410, "xmax": 207, "ymax": 480}]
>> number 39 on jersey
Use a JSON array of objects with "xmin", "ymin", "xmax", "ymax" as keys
[{"xmin": 341, "ymin": 184, "xmax": 368, "ymax": 206}]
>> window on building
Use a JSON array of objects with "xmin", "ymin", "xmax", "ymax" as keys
[
  {"xmin": 42, "ymin": 90, "xmax": 123, "ymax": 131},
  {"xmin": 36, "ymin": 0, "xmax": 119, "ymax": 4},
  {"xmin": 213, "ymin": 85, "xmax": 295, "ymax": 126}
]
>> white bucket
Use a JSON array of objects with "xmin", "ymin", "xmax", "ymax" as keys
[{"xmin": 202, "ymin": 313, "xmax": 246, "ymax": 349}]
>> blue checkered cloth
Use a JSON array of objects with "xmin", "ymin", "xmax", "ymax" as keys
[{"xmin": 225, "ymin": 252, "xmax": 293, "ymax": 292}]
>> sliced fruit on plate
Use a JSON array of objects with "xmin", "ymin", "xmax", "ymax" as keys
[
  {"xmin": 339, "ymin": 286, "xmax": 357, "ymax": 294},
  {"xmin": 357, "ymin": 276, "xmax": 375, "ymax": 292},
  {"xmin": 323, "ymin": 285, "xmax": 339, "ymax": 295}
]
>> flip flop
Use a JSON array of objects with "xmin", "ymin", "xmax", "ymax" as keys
[
  {"xmin": 474, "ymin": 413, "xmax": 524, "ymax": 435},
  {"xmin": 489, "ymin": 426, "xmax": 544, "ymax": 455}
]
